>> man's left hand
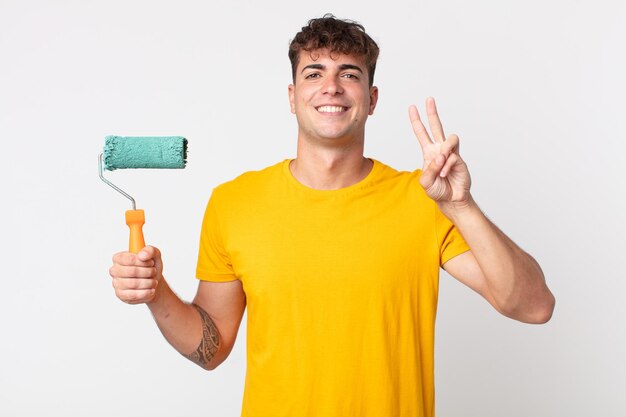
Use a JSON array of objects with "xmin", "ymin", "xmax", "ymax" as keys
[{"xmin": 409, "ymin": 97, "xmax": 472, "ymax": 210}]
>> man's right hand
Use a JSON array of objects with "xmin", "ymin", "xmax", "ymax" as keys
[{"xmin": 109, "ymin": 246, "xmax": 163, "ymax": 304}]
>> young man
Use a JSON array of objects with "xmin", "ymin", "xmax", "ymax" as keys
[{"xmin": 109, "ymin": 15, "xmax": 555, "ymax": 417}]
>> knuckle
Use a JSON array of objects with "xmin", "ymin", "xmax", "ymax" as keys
[
  {"xmin": 133, "ymin": 266, "xmax": 149, "ymax": 278},
  {"xmin": 114, "ymin": 252, "xmax": 135, "ymax": 266},
  {"xmin": 131, "ymin": 266, "xmax": 147, "ymax": 278},
  {"xmin": 124, "ymin": 279, "xmax": 139, "ymax": 290},
  {"xmin": 127, "ymin": 293, "xmax": 139, "ymax": 303},
  {"xmin": 123, "ymin": 291, "xmax": 141, "ymax": 304},
  {"xmin": 124, "ymin": 252, "xmax": 136, "ymax": 264},
  {"xmin": 115, "ymin": 278, "xmax": 132, "ymax": 290},
  {"xmin": 115, "ymin": 250, "xmax": 126, "ymax": 260},
  {"xmin": 114, "ymin": 277, "xmax": 144, "ymax": 291},
  {"xmin": 115, "ymin": 289, "xmax": 130, "ymax": 302}
]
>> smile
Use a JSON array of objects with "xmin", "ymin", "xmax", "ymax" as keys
[{"xmin": 316, "ymin": 106, "xmax": 348, "ymax": 113}]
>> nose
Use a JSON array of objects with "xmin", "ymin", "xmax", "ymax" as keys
[{"xmin": 322, "ymin": 76, "xmax": 343, "ymax": 95}]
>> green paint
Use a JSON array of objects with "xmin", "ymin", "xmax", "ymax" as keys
[{"xmin": 103, "ymin": 136, "xmax": 188, "ymax": 170}]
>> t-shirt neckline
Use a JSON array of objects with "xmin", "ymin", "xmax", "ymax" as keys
[{"xmin": 281, "ymin": 158, "xmax": 381, "ymax": 197}]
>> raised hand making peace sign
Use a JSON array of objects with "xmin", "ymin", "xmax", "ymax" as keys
[{"xmin": 409, "ymin": 97, "xmax": 472, "ymax": 209}]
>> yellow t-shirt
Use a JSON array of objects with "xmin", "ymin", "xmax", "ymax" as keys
[{"xmin": 196, "ymin": 159, "xmax": 469, "ymax": 417}]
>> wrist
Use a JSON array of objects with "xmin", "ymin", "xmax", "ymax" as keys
[
  {"xmin": 437, "ymin": 195, "xmax": 479, "ymax": 223},
  {"xmin": 147, "ymin": 274, "xmax": 168, "ymax": 308}
]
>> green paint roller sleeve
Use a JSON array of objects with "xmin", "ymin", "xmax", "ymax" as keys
[
  {"xmin": 99, "ymin": 135, "xmax": 188, "ymax": 253},
  {"xmin": 103, "ymin": 136, "xmax": 188, "ymax": 170}
]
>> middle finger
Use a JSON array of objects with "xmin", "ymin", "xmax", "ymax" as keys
[{"xmin": 426, "ymin": 97, "xmax": 446, "ymax": 143}]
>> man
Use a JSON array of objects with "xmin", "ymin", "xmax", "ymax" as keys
[{"xmin": 109, "ymin": 15, "xmax": 555, "ymax": 417}]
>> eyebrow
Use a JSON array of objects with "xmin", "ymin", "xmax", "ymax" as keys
[{"xmin": 301, "ymin": 63, "xmax": 364, "ymax": 74}]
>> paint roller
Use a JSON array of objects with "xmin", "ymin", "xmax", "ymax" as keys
[{"xmin": 98, "ymin": 136, "xmax": 188, "ymax": 253}]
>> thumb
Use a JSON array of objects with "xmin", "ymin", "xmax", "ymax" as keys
[
  {"xmin": 137, "ymin": 245, "xmax": 161, "ymax": 263},
  {"xmin": 138, "ymin": 245, "xmax": 164, "ymax": 277},
  {"xmin": 420, "ymin": 153, "xmax": 445, "ymax": 189}
]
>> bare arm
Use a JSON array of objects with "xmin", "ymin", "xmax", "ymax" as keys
[
  {"xmin": 409, "ymin": 98, "xmax": 555, "ymax": 323},
  {"xmin": 441, "ymin": 200, "xmax": 554, "ymax": 323},
  {"xmin": 109, "ymin": 246, "xmax": 246, "ymax": 369}
]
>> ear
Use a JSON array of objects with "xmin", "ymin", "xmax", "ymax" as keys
[
  {"xmin": 288, "ymin": 84, "xmax": 295, "ymax": 114},
  {"xmin": 368, "ymin": 86, "xmax": 379, "ymax": 115}
]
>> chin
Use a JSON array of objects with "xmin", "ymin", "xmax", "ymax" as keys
[
  {"xmin": 316, "ymin": 132, "xmax": 351, "ymax": 142},
  {"xmin": 315, "ymin": 126, "xmax": 353, "ymax": 140}
]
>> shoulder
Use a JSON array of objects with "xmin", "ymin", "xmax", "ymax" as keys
[
  {"xmin": 370, "ymin": 159, "xmax": 427, "ymax": 195},
  {"xmin": 216, "ymin": 160, "xmax": 285, "ymax": 191},
  {"xmin": 210, "ymin": 160, "xmax": 287, "ymax": 203}
]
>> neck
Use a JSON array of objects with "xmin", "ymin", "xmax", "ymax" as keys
[{"xmin": 290, "ymin": 144, "xmax": 373, "ymax": 190}]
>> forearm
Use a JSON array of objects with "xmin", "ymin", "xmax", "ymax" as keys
[
  {"xmin": 147, "ymin": 278, "xmax": 222, "ymax": 369},
  {"xmin": 441, "ymin": 197, "xmax": 555, "ymax": 323}
]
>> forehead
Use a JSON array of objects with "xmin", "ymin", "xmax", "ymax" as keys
[{"xmin": 296, "ymin": 49, "xmax": 367, "ymax": 70}]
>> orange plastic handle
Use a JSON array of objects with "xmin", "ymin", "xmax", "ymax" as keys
[{"xmin": 125, "ymin": 209, "xmax": 146, "ymax": 254}]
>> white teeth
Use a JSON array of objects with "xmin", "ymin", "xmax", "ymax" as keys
[{"xmin": 317, "ymin": 106, "xmax": 346, "ymax": 113}]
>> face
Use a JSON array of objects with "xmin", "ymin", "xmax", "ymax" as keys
[{"xmin": 288, "ymin": 49, "xmax": 378, "ymax": 145}]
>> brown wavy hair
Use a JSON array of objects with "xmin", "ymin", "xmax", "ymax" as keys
[{"xmin": 288, "ymin": 14, "xmax": 380, "ymax": 86}]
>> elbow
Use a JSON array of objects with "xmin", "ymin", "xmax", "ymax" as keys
[
  {"xmin": 508, "ymin": 291, "xmax": 556, "ymax": 324},
  {"xmin": 204, "ymin": 361, "xmax": 221, "ymax": 371},
  {"xmin": 526, "ymin": 306, "xmax": 553, "ymax": 324},
  {"xmin": 202, "ymin": 342, "xmax": 235, "ymax": 371},
  {"xmin": 201, "ymin": 348, "xmax": 229, "ymax": 371},
  {"xmin": 531, "ymin": 292, "xmax": 556, "ymax": 324},
  {"xmin": 196, "ymin": 355, "xmax": 224, "ymax": 371},
  {"xmin": 183, "ymin": 343, "xmax": 227, "ymax": 371},
  {"xmin": 495, "ymin": 269, "xmax": 555, "ymax": 324}
]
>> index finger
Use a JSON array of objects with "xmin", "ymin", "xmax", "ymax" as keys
[
  {"xmin": 409, "ymin": 104, "xmax": 433, "ymax": 152},
  {"xmin": 112, "ymin": 251, "xmax": 155, "ymax": 267}
]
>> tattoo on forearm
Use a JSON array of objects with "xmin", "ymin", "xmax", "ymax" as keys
[{"xmin": 184, "ymin": 303, "xmax": 219, "ymax": 367}]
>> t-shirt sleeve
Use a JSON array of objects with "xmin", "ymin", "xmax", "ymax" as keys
[
  {"xmin": 195, "ymin": 189, "xmax": 238, "ymax": 282},
  {"xmin": 435, "ymin": 208, "xmax": 470, "ymax": 266}
]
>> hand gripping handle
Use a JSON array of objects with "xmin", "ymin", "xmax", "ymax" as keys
[{"xmin": 125, "ymin": 209, "xmax": 146, "ymax": 254}]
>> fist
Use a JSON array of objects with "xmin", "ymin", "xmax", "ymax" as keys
[{"xmin": 109, "ymin": 246, "xmax": 163, "ymax": 304}]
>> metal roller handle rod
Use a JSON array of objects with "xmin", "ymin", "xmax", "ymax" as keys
[{"xmin": 98, "ymin": 153, "xmax": 137, "ymax": 210}]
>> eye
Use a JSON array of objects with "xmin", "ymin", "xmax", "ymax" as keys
[
  {"xmin": 305, "ymin": 73, "xmax": 321, "ymax": 79},
  {"xmin": 342, "ymin": 73, "xmax": 359, "ymax": 80}
]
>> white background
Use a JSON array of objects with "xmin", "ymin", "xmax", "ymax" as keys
[{"xmin": 1, "ymin": 1, "xmax": 625, "ymax": 416}]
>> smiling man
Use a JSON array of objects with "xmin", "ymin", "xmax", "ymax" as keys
[
  {"xmin": 287, "ymin": 49, "xmax": 378, "ymax": 190},
  {"xmin": 109, "ymin": 14, "xmax": 555, "ymax": 417}
]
